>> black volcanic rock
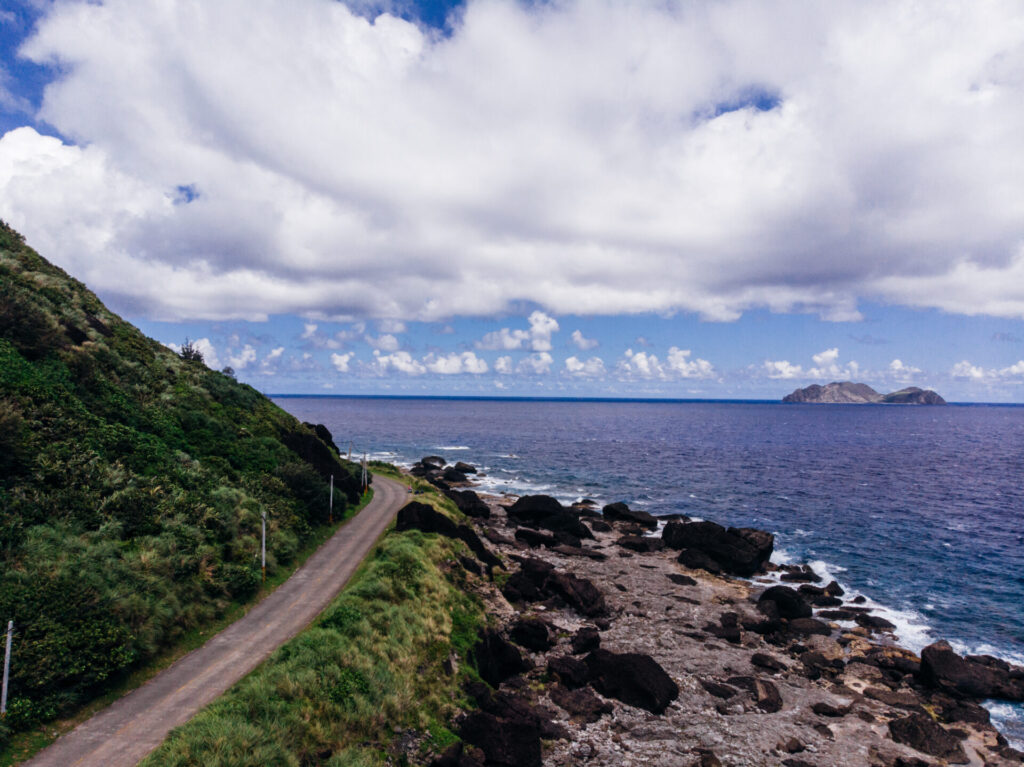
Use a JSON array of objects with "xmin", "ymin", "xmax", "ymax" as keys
[
  {"xmin": 662, "ymin": 521, "xmax": 773, "ymax": 576},
  {"xmin": 470, "ymin": 629, "xmax": 534, "ymax": 688},
  {"xmin": 602, "ymin": 502, "xmax": 658, "ymax": 530},
  {"xmin": 396, "ymin": 502, "xmax": 501, "ymax": 570},
  {"xmin": 758, "ymin": 585, "xmax": 813, "ymax": 619},
  {"xmin": 509, "ymin": 617, "xmax": 554, "ymax": 652},
  {"xmin": 446, "ymin": 489, "xmax": 491, "ymax": 519},
  {"xmin": 919, "ymin": 640, "xmax": 1024, "ymax": 701},
  {"xmin": 507, "ymin": 495, "xmax": 594, "ymax": 540},
  {"xmin": 584, "ymin": 649, "xmax": 679, "ymax": 714},
  {"xmin": 501, "ymin": 557, "xmax": 607, "ymax": 617},
  {"xmin": 887, "ymin": 713, "xmax": 968, "ymax": 762},
  {"xmin": 615, "ymin": 535, "xmax": 665, "ymax": 553}
]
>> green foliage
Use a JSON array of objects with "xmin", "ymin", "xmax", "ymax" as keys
[
  {"xmin": 141, "ymin": 513, "xmax": 487, "ymax": 767},
  {"xmin": 0, "ymin": 224, "xmax": 366, "ymax": 746}
]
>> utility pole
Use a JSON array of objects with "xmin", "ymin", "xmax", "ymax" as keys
[
  {"xmin": 329, "ymin": 474, "xmax": 334, "ymax": 524},
  {"xmin": 2, "ymin": 620, "xmax": 12, "ymax": 718},
  {"xmin": 361, "ymin": 454, "xmax": 368, "ymax": 494},
  {"xmin": 348, "ymin": 441, "xmax": 352, "ymax": 461},
  {"xmin": 261, "ymin": 511, "xmax": 267, "ymax": 583}
]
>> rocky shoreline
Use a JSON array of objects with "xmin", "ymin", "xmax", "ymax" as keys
[{"xmin": 402, "ymin": 458, "xmax": 1024, "ymax": 767}]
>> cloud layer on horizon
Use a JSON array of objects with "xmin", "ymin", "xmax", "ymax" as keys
[{"xmin": 2, "ymin": 0, "xmax": 1024, "ymax": 323}]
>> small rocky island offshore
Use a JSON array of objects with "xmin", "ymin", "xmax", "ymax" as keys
[{"xmin": 783, "ymin": 382, "xmax": 946, "ymax": 405}]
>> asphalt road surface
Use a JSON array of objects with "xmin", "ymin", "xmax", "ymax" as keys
[{"xmin": 25, "ymin": 475, "xmax": 408, "ymax": 767}]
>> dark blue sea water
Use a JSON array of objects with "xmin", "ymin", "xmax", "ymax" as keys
[{"xmin": 275, "ymin": 396, "xmax": 1024, "ymax": 743}]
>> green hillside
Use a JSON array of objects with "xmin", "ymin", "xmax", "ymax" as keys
[{"xmin": 0, "ymin": 220, "xmax": 363, "ymax": 744}]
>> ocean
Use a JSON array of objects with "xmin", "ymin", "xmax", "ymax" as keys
[{"xmin": 274, "ymin": 395, "xmax": 1024, "ymax": 744}]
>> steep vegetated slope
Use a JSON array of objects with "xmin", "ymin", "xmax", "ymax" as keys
[
  {"xmin": 141, "ymin": 472, "xmax": 487, "ymax": 767},
  {"xmin": 0, "ymin": 221, "xmax": 362, "ymax": 744}
]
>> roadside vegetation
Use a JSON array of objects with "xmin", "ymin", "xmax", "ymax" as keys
[
  {"xmin": 0, "ymin": 221, "xmax": 363, "ymax": 751},
  {"xmin": 141, "ymin": 471, "xmax": 488, "ymax": 767}
]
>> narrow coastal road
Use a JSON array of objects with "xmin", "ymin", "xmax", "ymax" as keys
[{"xmin": 25, "ymin": 475, "xmax": 408, "ymax": 767}]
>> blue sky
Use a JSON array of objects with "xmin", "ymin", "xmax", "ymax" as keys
[{"xmin": 3, "ymin": 0, "xmax": 1024, "ymax": 400}]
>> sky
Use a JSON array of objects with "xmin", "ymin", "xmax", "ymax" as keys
[{"xmin": 2, "ymin": 1, "xmax": 1024, "ymax": 400}]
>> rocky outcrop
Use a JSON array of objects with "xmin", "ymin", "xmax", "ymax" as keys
[
  {"xmin": 919, "ymin": 640, "xmax": 1024, "ymax": 701},
  {"xmin": 602, "ymin": 502, "xmax": 658, "ymax": 530},
  {"xmin": 888, "ymin": 713, "xmax": 969, "ymax": 763},
  {"xmin": 663, "ymin": 521, "xmax": 773, "ymax": 576},
  {"xmin": 583, "ymin": 649, "xmax": 679, "ymax": 714},
  {"xmin": 470, "ymin": 630, "xmax": 533, "ymax": 688},
  {"xmin": 506, "ymin": 495, "xmax": 595, "ymax": 541},
  {"xmin": 446, "ymin": 489, "xmax": 491, "ymax": 519},
  {"xmin": 509, "ymin": 618, "xmax": 554, "ymax": 652},
  {"xmin": 395, "ymin": 502, "xmax": 501, "ymax": 570},
  {"xmin": 501, "ymin": 557, "xmax": 607, "ymax": 617},
  {"xmin": 757, "ymin": 585, "xmax": 813, "ymax": 619},
  {"xmin": 782, "ymin": 381, "xmax": 945, "ymax": 405},
  {"xmin": 881, "ymin": 387, "xmax": 947, "ymax": 405}
]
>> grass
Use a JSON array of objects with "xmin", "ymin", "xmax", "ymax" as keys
[
  {"xmin": 0, "ymin": 221, "xmax": 366, "ymax": 748},
  {"xmin": 0, "ymin": 490, "xmax": 375, "ymax": 767},
  {"xmin": 139, "ymin": 476, "xmax": 489, "ymax": 767}
]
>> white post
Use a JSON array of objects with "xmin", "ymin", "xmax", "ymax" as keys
[
  {"xmin": 329, "ymin": 474, "xmax": 334, "ymax": 523},
  {"xmin": 348, "ymin": 441, "xmax": 352, "ymax": 461},
  {"xmin": 261, "ymin": 511, "xmax": 267, "ymax": 583},
  {"xmin": 1, "ymin": 620, "xmax": 12, "ymax": 718}
]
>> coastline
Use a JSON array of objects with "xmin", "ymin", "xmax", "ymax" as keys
[{"xmin": 397, "ymin": 457, "xmax": 1024, "ymax": 765}]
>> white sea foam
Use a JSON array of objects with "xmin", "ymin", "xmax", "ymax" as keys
[
  {"xmin": 434, "ymin": 445, "xmax": 471, "ymax": 450},
  {"xmin": 985, "ymin": 701, "xmax": 1024, "ymax": 750}
]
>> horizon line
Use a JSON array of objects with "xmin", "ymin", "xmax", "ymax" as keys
[{"xmin": 266, "ymin": 393, "xmax": 1022, "ymax": 406}]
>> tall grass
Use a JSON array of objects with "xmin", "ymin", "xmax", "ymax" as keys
[
  {"xmin": 0, "ymin": 222, "xmax": 365, "ymax": 746},
  {"xmin": 142, "ymin": 486, "xmax": 487, "ymax": 767}
]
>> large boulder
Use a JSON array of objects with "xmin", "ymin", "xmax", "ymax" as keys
[
  {"xmin": 547, "ymin": 655, "xmax": 590, "ymax": 689},
  {"xmin": 509, "ymin": 618, "xmax": 554, "ymax": 652},
  {"xmin": 662, "ymin": 520, "xmax": 773, "ymax": 576},
  {"xmin": 514, "ymin": 528, "xmax": 557, "ymax": 548},
  {"xmin": 507, "ymin": 495, "xmax": 595, "ymax": 541},
  {"xmin": 602, "ymin": 502, "xmax": 658, "ymax": 530},
  {"xmin": 459, "ymin": 712, "xmax": 541, "ymax": 767},
  {"xmin": 501, "ymin": 557, "xmax": 607, "ymax": 618},
  {"xmin": 470, "ymin": 629, "xmax": 533, "ymax": 688},
  {"xmin": 549, "ymin": 684, "xmax": 613, "ymax": 723},
  {"xmin": 888, "ymin": 713, "xmax": 969, "ymax": 763},
  {"xmin": 507, "ymin": 495, "xmax": 565, "ymax": 525},
  {"xmin": 615, "ymin": 535, "xmax": 665, "ymax": 553},
  {"xmin": 584, "ymin": 649, "xmax": 679, "ymax": 714},
  {"xmin": 454, "ymin": 461, "xmax": 478, "ymax": 474},
  {"xmin": 919, "ymin": 641, "xmax": 1024, "ymax": 701},
  {"xmin": 396, "ymin": 502, "xmax": 501, "ymax": 570},
  {"xmin": 459, "ymin": 684, "xmax": 565, "ymax": 767},
  {"xmin": 443, "ymin": 467, "xmax": 469, "ymax": 483},
  {"xmin": 757, "ymin": 585, "xmax": 812, "ymax": 620},
  {"xmin": 446, "ymin": 489, "xmax": 491, "ymax": 519}
]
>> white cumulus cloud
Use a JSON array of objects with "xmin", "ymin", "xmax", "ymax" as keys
[
  {"xmin": 564, "ymin": 355, "xmax": 606, "ymax": 377},
  {"xmin": 571, "ymin": 329, "xmax": 599, "ymax": 351},
  {"xmin": 330, "ymin": 352, "xmax": 354, "ymax": 373},
  {"xmin": 617, "ymin": 347, "xmax": 714, "ymax": 380},
  {"xmin": 424, "ymin": 351, "xmax": 488, "ymax": 375},
  {"xmin": 3, "ymin": 1, "xmax": 1024, "ymax": 324}
]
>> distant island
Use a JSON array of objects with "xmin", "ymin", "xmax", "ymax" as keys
[{"xmin": 782, "ymin": 381, "xmax": 946, "ymax": 405}]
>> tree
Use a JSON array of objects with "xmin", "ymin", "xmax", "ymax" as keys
[{"xmin": 179, "ymin": 338, "xmax": 204, "ymax": 363}]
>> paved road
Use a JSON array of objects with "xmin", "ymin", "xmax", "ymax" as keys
[{"xmin": 26, "ymin": 476, "xmax": 408, "ymax": 767}]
